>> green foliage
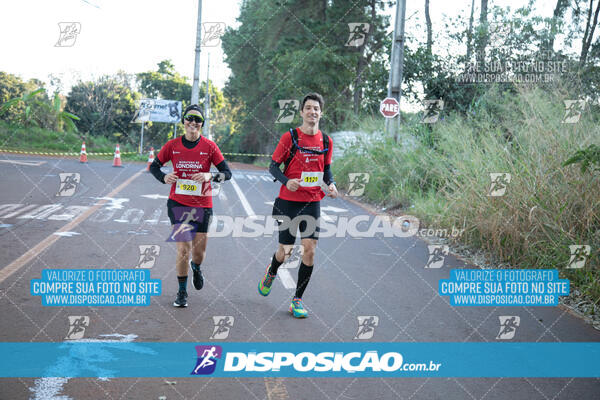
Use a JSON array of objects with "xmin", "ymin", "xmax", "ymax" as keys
[
  {"xmin": 334, "ymin": 86, "xmax": 600, "ymax": 301},
  {"xmin": 137, "ymin": 60, "xmax": 191, "ymax": 101},
  {"xmin": 136, "ymin": 60, "xmax": 229, "ymax": 149},
  {"xmin": 0, "ymin": 81, "xmax": 79, "ymax": 133},
  {"xmin": 563, "ymin": 144, "xmax": 600, "ymax": 174},
  {"xmin": 65, "ymin": 74, "xmax": 139, "ymax": 143},
  {"xmin": 221, "ymin": 0, "xmax": 391, "ymax": 155}
]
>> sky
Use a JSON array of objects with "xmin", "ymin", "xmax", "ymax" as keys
[{"xmin": 0, "ymin": 0, "xmax": 559, "ymax": 97}]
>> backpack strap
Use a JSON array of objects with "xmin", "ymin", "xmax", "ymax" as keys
[
  {"xmin": 322, "ymin": 133, "xmax": 330, "ymax": 163},
  {"xmin": 273, "ymin": 129, "xmax": 330, "ymax": 183},
  {"xmin": 281, "ymin": 128, "xmax": 298, "ymax": 175}
]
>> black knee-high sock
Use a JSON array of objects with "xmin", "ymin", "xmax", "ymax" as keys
[
  {"xmin": 178, "ymin": 276, "xmax": 187, "ymax": 292},
  {"xmin": 295, "ymin": 262, "xmax": 313, "ymax": 299},
  {"xmin": 268, "ymin": 253, "xmax": 284, "ymax": 276}
]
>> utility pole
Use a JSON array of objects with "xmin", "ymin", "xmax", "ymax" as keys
[
  {"xmin": 386, "ymin": 0, "xmax": 406, "ymax": 141},
  {"xmin": 204, "ymin": 53, "xmax": 211, "ymax": 140},
  {"xmin": 191, "ymin": 0, "xmax": 202, "ymax": 104}
]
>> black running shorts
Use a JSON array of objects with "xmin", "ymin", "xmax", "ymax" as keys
[
  {"xmin": 272, "ymin": 197, "xmax": 320, "ymax": 244},
  {"xmin": 167, "ymin": 198, "xmax": 213, "ymax": 233}
]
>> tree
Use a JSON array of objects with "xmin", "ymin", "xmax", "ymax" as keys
[
  {"xmin": 135, "ymin": 60, "xmax": 228, "ymax": 148},
  {"xmin": 476, "ymin": 0, "xmax": 489, "ymax": 68},
  {"xmin": 580, "ymin": 0, "xmax": 600, "ymax": 65},
  {"xmin": 466, "ymin": 0, "xmax": 476, "ymax": 61},
  {"xmin": 222, "ymin": 0, "xmax": 391, "ymax": 155},
  {"xmin": 66, "ymin": 76, "xmax": 139, "ymax": 141}
]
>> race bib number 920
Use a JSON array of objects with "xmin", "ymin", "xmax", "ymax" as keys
[{"xmin": 175, "ymin": 179, "xmax": 204, "ymax": 196}]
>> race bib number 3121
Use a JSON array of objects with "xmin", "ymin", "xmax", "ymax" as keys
[{"xmin": 300, "ymin": 171, "xmax": 323, "ymax": 187}]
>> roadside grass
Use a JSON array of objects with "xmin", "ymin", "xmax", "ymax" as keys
[
  {"xmin": 0, "ymin": 121, "xmax": 149, "ymax": 162},
  {"xmin": 333, "ymin": 86, "xmax": 600, "ymax": 304}
]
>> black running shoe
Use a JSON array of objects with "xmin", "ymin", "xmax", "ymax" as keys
[
  {"xmin": 173, "ymin": 290, "xmax": 188, "ymax": 307},
  {"xmin": 191, "ymin": 261, "xmax": 204, "ymax": 290}
]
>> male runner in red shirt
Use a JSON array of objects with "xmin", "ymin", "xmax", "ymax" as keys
[
  {"xmin": 258, "ymin": 93, "xmax": 338, "ymax": 318},
  {"xmin": 150, "ymin": 104, "xmax": 231, "ymax": 307}
]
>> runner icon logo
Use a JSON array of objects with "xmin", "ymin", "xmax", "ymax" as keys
[
  {"xmin": 562, "ymin": 100, "xmax": 585, "ymax": 124},
  {"xmin": 496, "ymin": 316, "xmax": 520, "ymax": 340},
  {"xmin": 421, "ymin": 100, "xmax": 444, "ymax": 124},
  {"xmin": 567, "ymin": 245, "xmax": 591, "ymax": 269},
  {"xmin": 57, "ymin": 173, "xmax": 80, "ymax": 197},
  {"xmin": 345, "ymin": 23, "xmax": 370, "ymax": 47},
  {"xmin": 281, "ymin": 245, "xmax": 304, "ymax": 269},
  {"xmin": 167, "ymin": 207, "xmax": 205, "ymax": 242},
  {"xmin": 137, "ymin": 245, "xmax": 160, "ymax": 268},
  {"xmin": 201, "ymin": 22, "xmax": 226, "ymax": 47},
  {"xmin": 65, "ymin": 316, "xmax": 89, "ymax": 340},
  {"xmin": 425, "ymin": 245, "xmax": 449, "ymax": 269},
  {"xmin": 55, "ymin": 22, "xmax": 81, "ymax": 47},
  {"xmin": 354, "ymin": 316, "xmax": 379, "ymax": 340},
  {"xmin": 210, "ymin": 316, "xmax": 234, "ymax": 340},
  {"xmin": 347, "ymin": 173, "xmax": 370, "ymax": 197},
  {"xmin": 191, "ymin": 345, "xmax": 222, "ymax": 375},
  {"xmin": 275, "ymin": 100, "xmax": 299, "ymax": 123},
  {"xmin": 487, "ymin": 173, "xmax": 511, "ymax": 197}
]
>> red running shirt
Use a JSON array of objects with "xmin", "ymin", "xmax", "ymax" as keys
[
  {"xmin": 272, "ymin": 128, "xmax": 333, "ymax": 202},
  {"xmin": 157, "ymin": 136, "xmax": 225, "ymax": 208}
]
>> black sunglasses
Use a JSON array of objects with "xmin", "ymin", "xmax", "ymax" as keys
[{"xmin": 185, "ymin": 115, "xmax": 204, "ymax": 123}]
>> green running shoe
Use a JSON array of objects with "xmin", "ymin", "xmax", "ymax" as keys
[
  {"xmin": 258, "ymin": 265, "xmax": 276, "ymax": 296},
  {"xmin": 289, "ymin": 297, "xmax": 308, "ymax": 318}
]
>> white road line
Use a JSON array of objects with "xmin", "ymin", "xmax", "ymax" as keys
[
  {"xmin": 0, "ymin": 159, "xmax": 46, "ymax": 166},
  {"xmin": 278, "ymin": 269, "xmax": 296, "ymax": 289},
  {"xmin": 3, "ymin": 204, "xmax": 38, "ymax": 218},
  {"xmin": 320, "ymin": 210, "xmax": 334, "ymax": 222},
  {"xmin": 230, "ymin": 177, "xmax": 256, "ymax": 217}
]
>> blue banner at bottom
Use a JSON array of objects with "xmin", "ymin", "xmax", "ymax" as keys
[{"xmin": 1, "ymin": 342, "xmax": 599, "ymax": 378}]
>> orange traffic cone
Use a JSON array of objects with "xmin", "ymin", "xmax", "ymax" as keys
[
  {"xmin": 112, "ymin": 144, "xmax": 123, "ymax": 167},
  {"xmin": 79, "ymin": 142, "xmax": 87, "ymax": 163},
  {"xmin": 146, "ymin": 147, "xmax": 154, "ymax": 171}
]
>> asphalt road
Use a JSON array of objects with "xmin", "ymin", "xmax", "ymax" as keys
[{"xmin": 0, "ymin": 153, "xmax": 599, "ymax": 400}]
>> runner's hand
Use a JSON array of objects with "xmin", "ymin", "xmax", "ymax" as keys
[
  {"xmin": 164, "ymin": 173, "xmax": 178, "ymax": 184},
  {"xmin": 286, "ymin": 178, "xmax": 302, "ymax": 192},
  {"xmin": 191, "ymin": 172, "xmax": 212, "ymax": 183},
  {"xmin": 327, "ymin": 183, "xmax": 338, "ymax": 198}
]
